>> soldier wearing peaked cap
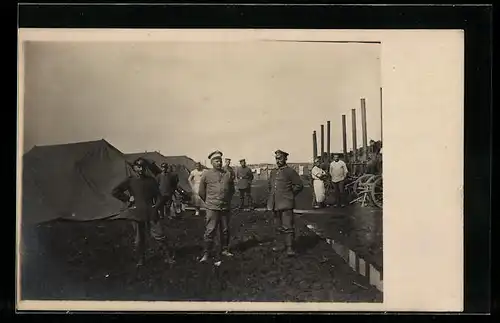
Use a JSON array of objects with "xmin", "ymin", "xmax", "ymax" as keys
[
  {"xmin": 267, "ymin": 150, "xmax": 304, "ymax": 256},
  {"xmin": 224, "ymin": 158, "xmax": 236, "ymax": 178},
  {"xmin": 197, "ymin": 151, "xmax": 236, "ymax": 262},
  {"xmin": 224, "ymin": 158, "xmax": 236, "ymax": 199},
  {"xmin": 235, "ymin": 158, "xmax": 254, "ymax": 209},
  {"xmin": 155, "ymin": 162, "xmax": 177, "ymax": 220},
  {"xmin": 111, "ymin": 158, "xmax": 175, "ymax": 266}
]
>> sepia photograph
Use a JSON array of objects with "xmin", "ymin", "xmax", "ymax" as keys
[
  {"xmin": 20, "ymin": 34, "xmax": 383, "ymax": 303},
  {"xmin": 17, "ymin": 29, "xmax": 464, "ymax": 312}
]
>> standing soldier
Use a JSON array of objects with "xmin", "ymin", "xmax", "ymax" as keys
[
  {"xmin": 198, "ymin": 151, "xmax": 235, "ymax": 263},
  {"xmin": 224, "ymin": 158, "xmax": 235, "ymax": 179},
  {"xmin": 267, "ymin": 150, "xmax": 304, "ymax": 257},
  {"xmin": 224, "ymin": 158, "xmax": 236, "ymax": 205},
  {"xmin": 111, "ymin": 158, "xmax": 175, "ymax": 266},
  {"xmin": 155, "ymin": 163, "xmax": 176, "ymax": 219},
  {"xmin": 235, "ymin": 158, "xmax": 254, "ymax": 210},
  {"xmin": 169, "ymin": 164, "xmax": 183, "ymax": 218}
]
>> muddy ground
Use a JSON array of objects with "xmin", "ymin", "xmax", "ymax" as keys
[{"xmin": 20, "ymin": 208, "xmax": 382, "ymax": 303}]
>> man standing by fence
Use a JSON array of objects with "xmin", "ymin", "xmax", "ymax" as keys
[
  {"xmin": 198, "ymin": 151, "xmax": 235, "ymax": 263},
  {"xmin": 267, "ymin": 150, "xmax": 304, "ymax": 257},
  {"xmin": 235, "ymin": 158, "xmax": 254, "ymax": 210},
  {"xmin": 329, "ymin": 154, "xmax": 349, "ymax": 208}
]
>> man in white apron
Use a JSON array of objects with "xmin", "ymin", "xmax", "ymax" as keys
[
  {"xmin": 188, "ymin": 162, "xmax": 205, "ymax": 216},
  {"xmin": 311, "ymin": 157, "xmax": 327, "ymax": 208}
]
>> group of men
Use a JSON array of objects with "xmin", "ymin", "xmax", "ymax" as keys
[
  {"xmin": 111, "ymin": 149, "xmax": 303, "ymax": 266},
  {"xmin": 188, "ymin": 158, "xmax": 255, "ymax": 217},
  {"xmin": 311, "ymin": 154, "xmax": 349, "ymax": 209},
  {"xmin": 195, "ymin": 149, "xmax": 303, "ymax": 261}
]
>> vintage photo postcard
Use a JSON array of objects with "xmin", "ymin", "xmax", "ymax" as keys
[{"xmin": 16, "ymin": 29, "xmax": 464, "ymax": 312}]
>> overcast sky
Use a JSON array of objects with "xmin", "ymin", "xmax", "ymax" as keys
[{"xmin": 22, "ymin": 41, "xmax": 381, "ymax": 164}]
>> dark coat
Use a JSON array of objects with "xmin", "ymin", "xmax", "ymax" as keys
[
  {"xmin": 267, "ymin": 165, "xmax": 304, "ymax": 211},
  {"xmin": 111, "ymin": 175, "xmax": 160, "ymax": 221},
  {"xmin": 155, "ymin": 172, "xmax": 177, "ymax": 196},
  {"xmin": 223, "ymin": 166, "xmax": 236, "ymax": 195},
  {"xmin": 235, "ymin": 166, "xmax": 254, "ymax": 190}
]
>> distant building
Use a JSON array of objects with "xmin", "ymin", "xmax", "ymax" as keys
[{"xmin": 247, "ymin": 162, "xmax": 312, "ymax": 181}]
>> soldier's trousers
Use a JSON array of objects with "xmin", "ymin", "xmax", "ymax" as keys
[
  {"xmin": 273, "ymin": 210, "xmax": 295, "ymax": 248},
  {"xmin": 156, "ymin": 194, "xmax": 174, "ymax": 219},
  {"xmin": 132, "ymin": 219, "xmax": 168, "ymax": 258},
  {"xmin": 238, "ymin": 188, "xmax": 253, "ymax": 208},
  {"xmin": 203, "ymin": 209, "xmax": 230, "ymax": 255}
]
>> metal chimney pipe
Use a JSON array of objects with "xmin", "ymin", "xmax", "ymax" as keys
[
  {"xmin": 342, "ymin": 115, "xmax": 348, "ymax": 160},
  {"xmin": 320, "ymin": 124, "xmax": 325, "ymax": 158},
  {"xmin": 380, "ymin": 87, "xmax": 383, "ymax": 142},
  {"xmin": 326, "ymin": 121, "xmax": 331, "ymax": 162},
  {"xmin": 361, "ymin": 98, "xmax": 368, "ymax": 161},
  {"xmin": 312, "ymin": 131, "xmax": 318, "ymax": 161},
  {"xmin": 351, "ymin": 109, "xmax": 357, "ymax": 161}
]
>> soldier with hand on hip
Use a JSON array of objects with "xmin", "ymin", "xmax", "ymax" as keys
[
  {"xmin": 111, "ymin": 158, "xmax": 175, "ymax": 266},
  {"xmin": 235, "ymin": 158, "xmax": 254, "ymax": 210}
]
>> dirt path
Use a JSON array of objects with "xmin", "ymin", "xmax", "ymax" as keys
[{"xmin": 20, "ymin": 210, "xmax": 382, "ymax": 302}]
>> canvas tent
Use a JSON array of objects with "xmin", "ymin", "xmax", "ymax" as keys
[
  {"xmin": 21, "ymin": 139, "xmax": 145, "ymax": 226},
  {"xmin": 124, "ymin": 152, "xmax": 196, "ymax": 194}
]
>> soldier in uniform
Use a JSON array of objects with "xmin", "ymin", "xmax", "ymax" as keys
[
  {"xmin": 223, "ymin": 158, "xmax": 236, "ymax": 205},
  {"xmin": 235, "ymin": 158, "xmax": 254, "ymax": 210},
  {"xmin": 155, "ymin": 162, "xmax": 176, "ymax": 219},
  {"xmin": 267, "ymin": 150, "xmax": 304, "ymax": 256},
  {"xmin": 111, "ymin": 158, "xmax": 175, "ymax": 266},
  {"xmin": 198, "ymin": 151, "xmax": 236, "ymax": 263},
  {"xmin": 224, "ymin": 158, "xmax": 235, "ymax": 178},
  {"xmin": 168, "ymin": 164, "xmax": 183, "ymax": 218}
]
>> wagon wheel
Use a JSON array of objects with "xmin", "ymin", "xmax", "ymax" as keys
[
  {"xmin": 344, "ymin": 176, "xmax": 357, "ymax": 201},
  {"xmin": 354, "ymin": 174, "xmax": 375, "ymax": 196},
  {"xmin": 370, "ymin": 176, "xmax": 383, "ymax": 208},
  {"xmin": 352, "ymin": 174, "xmax": 371, "ymax": 191}
]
